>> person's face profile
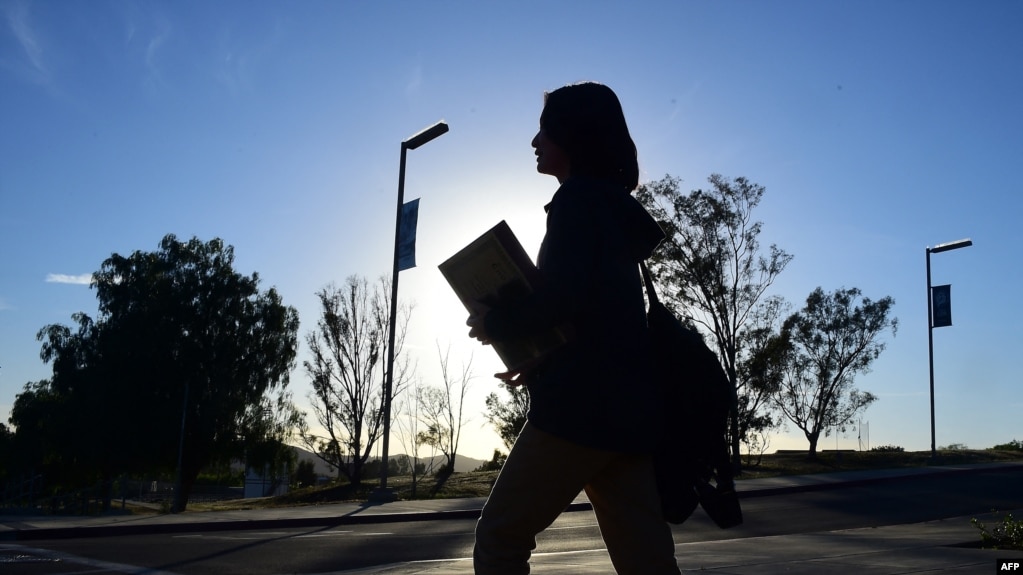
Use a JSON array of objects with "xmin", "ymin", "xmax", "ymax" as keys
[{"xmin": 531, "ymin": 127, "xmax": 571, "ymax": 183}]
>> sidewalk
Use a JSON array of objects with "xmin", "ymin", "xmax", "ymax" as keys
[{"xmin": 3, "ymin": 462, "xmax": 1022, "ymax": 574}]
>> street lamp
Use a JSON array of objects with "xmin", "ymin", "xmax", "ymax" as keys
[
  {"xmin": 372, "ymin": 121, "xmax": 448, "ymax": 502},
  {"xmin": 926, "ymin": 238, "xmax": 972, "ymax": 460}
]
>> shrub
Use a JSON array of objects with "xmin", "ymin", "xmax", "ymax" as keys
[
  {"xmin": 294, "ymin": 460, "xmax": 318, "ymax": 488},
  {"xmin": 989, "ymin": 439, "xmax": 1023, "ymax": 452},
  {"xmin": 869, "ymin": 445, "xmax": 904, "ymax": 453},
  {"xmin": 473, "ymin": 450, "xmax": 507, "ymax": 472},
  {"xmin": 940, "ymin": 443, "xmax": 969, "ymax": 451},
  {"xmin": 972, "ymin": 512, "xmax": 1023, "ymax": 550}
]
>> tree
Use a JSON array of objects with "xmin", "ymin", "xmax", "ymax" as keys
[
  {"xmin": 484, "ymin": 384, "xmax": 530, "ymax": 452},
  {"xmin": 772, "ymin": 287, "xmax": 897, "ymax": 458},
  {"xmin": 240, "ymin": 390, "xmax": 304, "ymax": 496},
  {"xmin": 0, "ymin": 421, "xmax": 18, "ymax": 487},
  {"xmin": 394, "ymin": 377, "xmax": 426, "ymax": 497},
  {"xmin": 294, "ymin": 459, "xmax": 318, "ymax": 489},
  {"xmin": 416, "ymin": 344, "xmax": 473, "ymax": 478},
  {"xmin": 34, "ymin": 235, "xmax": 300, "ymax": 512},
  {"xmin": 636, "ymin": 174, "xmax": 793, "ymax": 470},
  {"xmin": 0, "ymin": 423, "xmax": 10, "ymax": 481},
  {"xmin": 7, "ymin": 382, "xmax": 70, "ymax": 505},
  {"xmin": 7, "ymin": 382, "xmax": 59, "ymax": 480},
  {"xmin": 301, "ymin": 276, "xmax": 412, "ymax": 486},
  {"xmin": 33, "ymin": 313, "xmax": 126, "ymax": 507},
  {"xmin": 735, "ymin": 295, "xmax": 790, "ymax": 456},
  {"xmin": 17, "ymin": 314, "xmax": 114, "ymax": 498},
  {"xmin": 473, "ymin": 449, "xmax": 508, "ymax": 472}
]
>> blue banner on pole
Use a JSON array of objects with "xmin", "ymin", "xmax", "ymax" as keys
[
  {"xmin": 397, "ymin": 198, "xmax": 419, "ymax": 271},
  {"xmin": 932, "ymin": 284, "xmax": 952, "ymax": 328}
]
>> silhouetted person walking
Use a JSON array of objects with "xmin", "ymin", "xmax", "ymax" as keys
[{"xmin": 467, "ymin": 82, "xmax": 680, "ymax": 575}]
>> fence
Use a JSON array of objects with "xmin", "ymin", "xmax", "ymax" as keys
[{"xmin": 0, "ymin": 476, "xmax": 244, "ymax": 515}]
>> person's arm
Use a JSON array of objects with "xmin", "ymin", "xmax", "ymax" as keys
[{"xmin": 484, "ymin": 182, "xmax": 599, "ymax": 342}]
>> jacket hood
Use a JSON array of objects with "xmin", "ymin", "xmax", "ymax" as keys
[{"xmin": 611, "ymin": 188, "xmax": 666, "ymax": 262}]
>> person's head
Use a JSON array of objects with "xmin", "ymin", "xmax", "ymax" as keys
[{"xmin": 532, "ymin": 82, "xmax": 639, "ymax": 193}]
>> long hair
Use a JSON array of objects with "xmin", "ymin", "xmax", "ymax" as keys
[{"xmin": 540, "ymin": 82, "xmax": 639, "ymax": 193}]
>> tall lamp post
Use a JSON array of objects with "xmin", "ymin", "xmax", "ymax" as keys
[
  {"xmin": 926, "ymin": 238, "xmax": 972, "ymax": 460},
  {"xmin": 373, "ymin": 121, "xmax": 448, "ymax": 501}
]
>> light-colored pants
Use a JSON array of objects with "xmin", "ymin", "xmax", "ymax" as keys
[{"xmin": 474, "ymin": 422, "xmax": 681, "ymax": 575}]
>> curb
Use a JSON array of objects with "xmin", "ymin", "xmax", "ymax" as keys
[{"xmin": 2, "ymin": 502, "xmax": 594, "ymax": 542}]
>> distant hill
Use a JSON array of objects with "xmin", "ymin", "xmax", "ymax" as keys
[{"xmin": 290, "ymin": 445, "xmax": 487, "ymax": 478}]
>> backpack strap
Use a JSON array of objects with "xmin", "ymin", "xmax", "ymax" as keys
[{"xmin": 639, "ymin": 261, "xmax": 660, "ymax": 307}]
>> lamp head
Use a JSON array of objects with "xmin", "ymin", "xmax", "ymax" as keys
[
  {"xmin": 404, "ymin": 121, "xmax": 449, "ymax": 150},
  {"xmin": 929, "ymin": 238, "xmax": 973, "ymax": 254}
]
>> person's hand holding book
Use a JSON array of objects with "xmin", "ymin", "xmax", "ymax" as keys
[{"xmin": 466, "ymin": 300, "xmax": 492, "ymax": 345}]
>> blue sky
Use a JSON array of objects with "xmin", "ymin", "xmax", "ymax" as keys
[{"xmin": 2, "ymin": 1, "xmax": 1020, "ymax": 460}]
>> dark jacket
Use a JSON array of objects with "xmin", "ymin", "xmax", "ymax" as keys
[{"xmin": 484, "ymin": 176, "xmax": 665, "ymax": 453}]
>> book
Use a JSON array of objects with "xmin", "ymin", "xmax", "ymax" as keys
[{"xmin": 438, "ymin": 221, "xmax": 569, "ymax": 371}]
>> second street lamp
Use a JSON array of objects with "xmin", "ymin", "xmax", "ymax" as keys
[{"xmin": 925, "ymin": 237, "xmax": 972, "ymax": 460}]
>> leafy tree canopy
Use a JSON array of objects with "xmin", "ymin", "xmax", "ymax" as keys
[
  {"xmin": 484, "ymin": 384, "xmax": 529, "ymax": 452},
  {"xmin": 636, "ymin": 174, "xmax": 792, "ymax": 469},
  {"xmin": 773, "ymin": 286, "xmax": 897, "ymax": 457},
  {"xmin": 23, "ymin": 234, "xmax": 299, "ymax": 511},
  {"xmin": 301, "ymin": 276, "xmax": 412, "ymax": 486}
]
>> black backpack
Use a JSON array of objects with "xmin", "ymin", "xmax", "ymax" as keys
[{"xmin": 641, "ymin": 262, "xmax": 743, "ymax": 528}]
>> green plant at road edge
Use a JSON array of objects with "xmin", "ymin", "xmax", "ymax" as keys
[{"xmin": 972, "ymin": 512, "xmax": 1023, "ymax": 550}]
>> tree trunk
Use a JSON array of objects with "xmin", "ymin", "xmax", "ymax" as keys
[
  {"xmin": 100, "ymin": 471, "xmax": 113, "ymax": 512},
  {"xmin": 349, "ymin": 459, "xmax": 362, "ymax": 487},
  {"xmin": 727, "ymin": 369, "xmax": 742, "ymax": 474},
  {"xmin": 807, "ymin": 433, "xmax": 820, "ymax": 460},
  {"xmin": 171, "ymin": 458, "xmax": 201, "ymax": 513}
]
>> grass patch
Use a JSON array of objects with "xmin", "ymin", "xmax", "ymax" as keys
[
  {"xmin": 738, "ymin": 449, "xmax": 1023, "ymax": 479},
  {"xmin": 189, "ymin": 449, "xmax": 1022, "ymax": 512},
  {"xmin": 192, "ymin": 470, "xmax": 502, "ymax": 512}
]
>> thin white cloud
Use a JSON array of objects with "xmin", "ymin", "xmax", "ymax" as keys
[
  {"xmin": 213, "ymin": 18, "xmax": 286, "ymax": 98},
  {"xmin": 3, "ymin": 0, "xmax": 50, "ymax": 84},
  {"xmin": 142, "ymin": 16, "xmax": 171, "ymax": 91},
  {"xmin": 46, "ymin": 273, "xmax": 94, "ymax": 285},
  {"xmin": 405, "ymin": 64, "xmax": 423, "ymax": 98},
  {"xmin": 0, "ymin": 297, "xmax": 12, "ymax": 311}
]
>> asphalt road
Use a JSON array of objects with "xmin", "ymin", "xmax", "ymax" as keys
[{"xmin": 3, "ymin": 466, "xmax": 1021, "ymax": 575}]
